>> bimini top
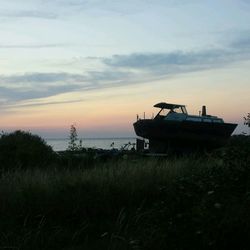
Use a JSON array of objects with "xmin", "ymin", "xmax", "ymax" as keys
[{"xmin": 154, "ymin": 102, "xmax": 186, "ymax": 110}]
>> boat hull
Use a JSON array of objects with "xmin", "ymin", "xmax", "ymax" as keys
[{"xmin": 133, "ymin": 119, "xmax": 237, "ymax": 152}]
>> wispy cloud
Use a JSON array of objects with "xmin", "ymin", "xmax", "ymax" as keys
[
  {"xmin": 0, "ymin": 72, "xmax": 85, "ymax": 84},
  {"xmin": 52, "ymin": 0, "xmax": 199, "ymax": 16},
  {"xmin": 0, "ymin": 44, "xmax": 67, "ymax": 49},
  {"xmin": 0, "ymin": 83, "xmax": 81, "ymax": 101},
  {"xmin": 56, "ymin": 0, "xmax": 198, "ymax": 8},
  {"xmin": 102, "ymin": 32, "xmax": 250, "ymax": 77},
  {"xmin": 1, "ymin": 32, "xmax": 250, "ymax": 110},
  {"xmin": 0, "ymin": 10, "xmax": 58, "ymax": 19},
  {"xmin": 229, "ymin": 33, "xmax": 250, "ymax": 51},
  {"xmin": 7, "ymin": 99, "xmax": 85, "ymax": 109},
  {"xmin": 0, "ymin": 70, "xmax": 133, "ymax": 103}
]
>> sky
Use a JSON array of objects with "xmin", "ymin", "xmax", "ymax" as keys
[{"xmin": 0, "ymin": 0, "xmax": 249, "ymax": 138}]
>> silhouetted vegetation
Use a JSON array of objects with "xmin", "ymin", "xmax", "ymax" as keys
[
  {"xmin": 0, "ymin": 132, "xmax": 249, "ymax": 249},
  {"xmin": 244, "ymin": 113, "xmax": 250, "ymax": 127},
  {"xmin": 0, "ymin": 130, "xmax": 55, "ymax": 170},
  {"xmin": 67, "ymin": 124, "xmax": 83, "ymax": 151}
]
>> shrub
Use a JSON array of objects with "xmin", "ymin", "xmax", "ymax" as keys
[
  {"xmin": 0, "ymin": 130, "xmax": 55, "ymax": 170},
  {"xmin": 223, "ymin": 135, "xmax": 250, "ymax": 167}
]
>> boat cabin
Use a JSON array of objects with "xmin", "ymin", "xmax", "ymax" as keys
[{"xmin": 154, "ymin": 102, "xmax": 224, "ymax": 123}]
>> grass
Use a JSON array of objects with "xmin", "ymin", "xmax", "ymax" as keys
[
  {"xmin": 0, "ymin": 135, "xmax": 249, "ymax": 249},
  {"xmin": 0, "ymin": 150, "xmax": 249, "ymax": 250}
]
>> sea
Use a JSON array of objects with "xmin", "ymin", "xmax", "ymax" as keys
[{"xmin": 46, "ymin": 138, "xmax": 136, "ymax": 151}]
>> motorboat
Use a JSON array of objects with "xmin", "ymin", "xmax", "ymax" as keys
[{"xmin": 133, "ymin": 102, "xmax": 237, "ymax": 152}]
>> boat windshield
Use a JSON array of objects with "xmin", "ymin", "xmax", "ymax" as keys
[{"xmin": 155, "ymin": 106, "xmax": 187, "ymax": 118}]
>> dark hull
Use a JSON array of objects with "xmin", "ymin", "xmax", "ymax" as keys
[{"xmin": 133, "ymin": 119, "xmax": 237, "ymax": 152}]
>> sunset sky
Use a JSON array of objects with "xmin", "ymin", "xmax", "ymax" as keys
[{"xmin": 0, "ymin": 0, "xmax": 249, "ymax": 138}]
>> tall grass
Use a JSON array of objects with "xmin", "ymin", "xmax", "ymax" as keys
[{"xmin": 0, "ymin": 153, "xmax": 249, "ymax": 250}]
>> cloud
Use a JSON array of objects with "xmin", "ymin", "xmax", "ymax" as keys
[
  {"xmin": 0, "ymin": 72, "xmax": 85, "ymax": 84},
  {"xmin": 0, "ymin": 70, "xmax": 126, "ymax": 107},
  {"xmin": 102, "ymin": 33, "xmax": 250, "ymax": 76},
  {"xmin": 1, "ymin": 31, "xmax": 250, "ymax": 110},
  {"xmin": 8, "ymin": 99, "xmax": 85, "ymax": 109},
  {"xmin": 0, "ymin": 9, "xmax": 58, "ymax": 19},
  {"xmin": 0, "ymin": 83, "xmax": 80, "ymax": 101},
  {"xmin": 51, "ymin": 0, "xmax": 198, "ymax": 16},
  {"xmin": 56, "ymin": 0, "xmax": 197, "ymax": 8},
  {"xmin": 0, "ymin": 72, "xmax": 90, "ymax": 105},
  {"xmin": 87, "ymin": 70, "xmax": 133, "ymax": 82},
  {"xmin": 229, "ymin": 34, "xmax": 250, "ymax": 51},
  {"xmin": 0, "ymin": 44, "xmax": 67, "ymax": 49},
  {"xmin": 103, "ymin": 52, "xmax": 202, "ymax": 69}
]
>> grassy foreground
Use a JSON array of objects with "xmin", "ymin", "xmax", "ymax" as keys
[{"xmin": 0, "ymin": 146, "xmax": 250, "ymax": 250}]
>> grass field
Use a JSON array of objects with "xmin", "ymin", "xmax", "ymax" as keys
[{"xmin": 0, "ymin": 135, "xmax": 249, "ymax": 249}]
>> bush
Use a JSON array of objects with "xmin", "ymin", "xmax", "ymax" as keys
[
  {"xmin": 223, "ymin": 135, "xmax": 250, "ymax": 168},
  {"xmin": 0, "ymin": 130, "xmax": 55, "ymax": 170}
]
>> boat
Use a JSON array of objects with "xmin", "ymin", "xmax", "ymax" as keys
[{"xmin": 133, "ymin": 102, "xmax": 237, "ymax": 153}]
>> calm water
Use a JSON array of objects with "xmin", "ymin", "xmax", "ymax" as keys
[{"xmin": 46, "ymin": 138, "xmax": 136, "ymax": 151}]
